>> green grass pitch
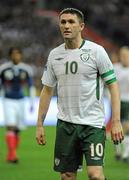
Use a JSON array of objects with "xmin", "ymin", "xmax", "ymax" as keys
[{"xmin": 0, "ymin": 126, "xmax": 129, "ymax": 180}]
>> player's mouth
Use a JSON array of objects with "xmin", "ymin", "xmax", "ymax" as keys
[{"xmin": 64, "ymin": 31, "xmax": 72, "ymax": 35}]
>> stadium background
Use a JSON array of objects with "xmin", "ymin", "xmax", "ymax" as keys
[{"xmin": 0, "ymin": 0, "xmax": 129, "ymax": 180}]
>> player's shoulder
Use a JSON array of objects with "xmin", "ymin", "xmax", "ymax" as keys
[
  {"xmin": 0, "ymin": 62, "xmax": 12, "ymax": 73},
  {"xmin": 19, "ymin": 62, "xmax": 33, "ymax": 76},
  {"xmin": 84, "ymin": 40, "xmax": 104, "ymax": 52},
  {"xmin": 49, "ymin": 43, "xmax": 65, "ymax": 57}
]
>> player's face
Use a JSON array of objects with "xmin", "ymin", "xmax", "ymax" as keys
[
  {"xmin": 59, "ymin": 13, "xmax": 84, "ymax": 40},
  {"xmin": 10, "ymin": 50, "xmax": 22, "ymax": 64}
]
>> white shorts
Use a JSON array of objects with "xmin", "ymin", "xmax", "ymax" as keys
[{"xmin": 3, "ymin": 98, "xmax": 26, "ymax": 130}]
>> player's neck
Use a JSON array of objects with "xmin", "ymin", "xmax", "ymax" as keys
[{"xmin": 65, "ymin": 37, "xmax": 84, "ymax": 49}]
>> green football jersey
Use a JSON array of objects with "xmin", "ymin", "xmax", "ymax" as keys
[{"xmin": 42, "ymin": 40, "xmax": 116, "ymax": 128}]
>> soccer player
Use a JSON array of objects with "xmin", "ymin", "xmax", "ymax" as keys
[
  {"xmin": 0, "ymin": 47, "xmax": 35, "ymax": 163},
  {"xmin": 114, "ymin": 46, "xmax": 129, "ymax": 162},
  {"xmin": 36, "ymin": 8, "xmax": 124, "ymax": 180}
]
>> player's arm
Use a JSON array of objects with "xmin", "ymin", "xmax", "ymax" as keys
[
  {"xmin": 96, "ymin": 45, "xmax": 124, "ymax": 144},
  {"xmin": 107, "ymin": 81, "xmax": 124, "ymax": 144},
  {"xmin": 36, "ymin": 85, "xmax": 53, "ymax": 145}
]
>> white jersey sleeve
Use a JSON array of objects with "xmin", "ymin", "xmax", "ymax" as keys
[
  {"xmin": 41, "ymin": 52, "xmax": 57, "ymax": 87},
  {"xmin": 96, "ymin": 46, "xmax": 117, "ymax": 85}
]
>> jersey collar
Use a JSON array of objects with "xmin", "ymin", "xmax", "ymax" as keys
[{"xmin": 79, "ymin": 39, "xmax": 85, "ymax": 49}]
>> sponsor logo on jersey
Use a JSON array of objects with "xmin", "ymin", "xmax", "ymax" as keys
[
  {"xmin": 91, "ymin": 157, "xmax": 101, "ymax": 160},
  {"xmin": 55, "ymin": 57, "xmax": 64, "ymax": 61},
  {"xmin": 81, "ymin": 49, "xmax": 91, "ymax": 53},
  {"xmin": 55, "ymin": 158, "xmax": 60, "ymax": 166}
]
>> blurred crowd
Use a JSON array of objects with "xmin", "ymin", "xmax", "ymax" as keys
[
  {"xmin": 0, "ymin": 0, "xmax": 62, "ymax": 94},
  {"xmin": 46, "ymin": 0, "xmax": 129, "ymax": 46},
  {"xmin": 0, "ymin": 0, "xmax": 129, "ymax": 94}
]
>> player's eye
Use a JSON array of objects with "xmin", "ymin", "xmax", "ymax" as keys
[
  {"xmin": 68, "ymin": 20, "xmax": 75, "ymax": 24},
  {"xmin": 60, "ymin": 20, "xmax": 66, "ymax": 24}
]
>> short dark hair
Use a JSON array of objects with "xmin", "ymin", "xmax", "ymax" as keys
[
  {"xmin": 8, "ymin": 47, "xmax": 22, "ymax": 56},
  {"xmin": 59, "ymin": 8, "xmax": 84, "ymax": 23}
]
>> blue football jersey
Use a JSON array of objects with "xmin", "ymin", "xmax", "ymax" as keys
[{"xmin": 0, "ymin": 62, "xmax": 33, "ymax": 99}]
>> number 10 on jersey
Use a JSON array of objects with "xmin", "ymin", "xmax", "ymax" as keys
[{"xmin": 65, "ymin": 61, "xmax": 78, "ymax": 74}]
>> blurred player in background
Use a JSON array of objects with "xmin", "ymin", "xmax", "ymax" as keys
[
  {"xmin": 36, "ymin": 8, "xmax": 124, "ymax": 180},
  {"xmin": 114, "ymin": 46, "xmax": 129, "ymax": 162},
  {"xmin": 0, "ymin": 47, "xmax": 35, "ymax": 163}
]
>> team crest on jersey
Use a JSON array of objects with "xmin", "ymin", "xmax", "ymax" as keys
[
  {"xmin": 80, "ymin": 53, "xmax": 90, "ymax": 63},
  {"xmin": 20, "ymin": 72, "xmax": 27, "ymax": 79},
  {"xmin": 55, "ymin": 158, "xmax": 60, "ymax": 166},
  {"xmin": 4, "ymin": 70, "xmax": 14, "ymax": 80}
]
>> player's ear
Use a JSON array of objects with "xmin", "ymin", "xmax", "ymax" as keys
[{"xmin": 80, "ymin": 22, "xmax": 85, "ymax": 31}]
